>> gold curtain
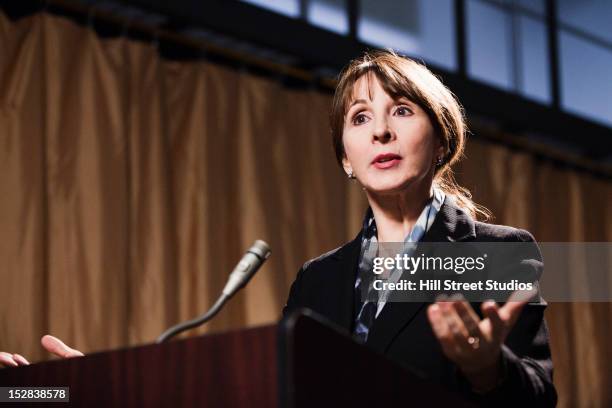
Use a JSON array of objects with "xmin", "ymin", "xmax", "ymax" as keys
[{"xmin": 0, "ymin": 12, "xmax": 610, "ymax": 407}]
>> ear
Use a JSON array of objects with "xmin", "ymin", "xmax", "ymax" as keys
[
  {"xmin": 342, "ymin": 156, "xmax": 352, "ymax": 176},
  {"xmin": 434, "ymin": 138, "xmax": 445, "ymax": 161}
]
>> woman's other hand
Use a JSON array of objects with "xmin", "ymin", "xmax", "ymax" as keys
[
  {"xmin": 40, "ymin": 335, "xmax": 84, "ymax": 359},
  {"xmin": 0, "ymin": 352, "xmax": 30, "ymax": 367},
  {"xmin": 0, "ymin": 335, "xmax": 84, "ymax": 368}
]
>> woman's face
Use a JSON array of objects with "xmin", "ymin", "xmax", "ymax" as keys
[{"xmin": 342, "ymin": 74, "xmax": 442, "ymax": 195}]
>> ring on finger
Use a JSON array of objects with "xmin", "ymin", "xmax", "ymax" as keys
[{"xmin": 467, "ymin": 336, "xmax": 480, "ymax": 350}]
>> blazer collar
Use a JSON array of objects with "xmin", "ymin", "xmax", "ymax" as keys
[
  {"xmin": 327, "ymin": 197, "xmax": 477, "ymax": 344},
  {"xmin": 366, "ymin": 197, "xmax": 477, "ymax": 353},
  {"xmin": 421, "ymin": 195, "xmax": 476, "ymax": 243}
]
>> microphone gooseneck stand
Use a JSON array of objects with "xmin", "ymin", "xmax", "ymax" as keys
[{"xmin": 156, "ymin": 240, "xmax": 271, "ymax": 344}]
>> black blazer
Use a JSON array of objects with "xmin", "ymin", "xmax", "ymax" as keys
[{"xmin": 283, "ymin": 198, "xmax": 557, "ymax": 407}]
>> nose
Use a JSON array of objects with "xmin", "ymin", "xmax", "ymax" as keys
[{"xmin": 372, "ymin": 119, "xmax": 393, "ymax": 143}]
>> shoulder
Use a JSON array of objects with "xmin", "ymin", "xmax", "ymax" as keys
[
  {"xmin": 300, "ymin": 237, "xmax": 359, "ymax": 271},
  {"xmin": 284, "ymin": 237, "xmax": 361, "ymax": 316},
  {"xmin": 434, "ymin": 196, "xmax": 538, "ymax": 244},
  {"xmin": 473, "ymin": 222, "xmax": 543, "ymax": 271},
  {"xmin": 473, "ymin": 221, "xmax": 537, "ymax": 243}
]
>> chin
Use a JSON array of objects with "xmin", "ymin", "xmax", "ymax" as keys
[
  {"xmin": 363, "ymin": 178, "xmax": 414, "ymax": 195},
  {"xmin": 362, "ymin": 171, "xmax": 427, "ymax": 196}
]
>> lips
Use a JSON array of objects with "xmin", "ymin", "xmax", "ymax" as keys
[{"xmin": 372, "ymin": 153, "xmax": 402, "ymax": 169}]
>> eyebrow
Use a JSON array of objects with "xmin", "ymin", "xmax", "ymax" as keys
[
  {"xmin": 348, "ymin": 98, "xmax": 369, "ymax": 109},
  {"xmin": 348, "ymin": 96, "xmax": 413, "ymax": 110}
]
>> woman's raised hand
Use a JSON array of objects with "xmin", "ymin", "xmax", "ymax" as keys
[
  {"xmin": 0, "ymin": 335, "xmax": 84, "ymax": 368},
  {"xmin": 426, "ymin": 289, "xmax": 536, "ymax": 392}
]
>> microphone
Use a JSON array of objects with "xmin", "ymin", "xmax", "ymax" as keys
[
  {"xmin": 222, "ymin": 240, "xmax": 271, "ymax": 298},
  {"xmin": 156, "ymin": 240, "xmax": 271, "ymax": 343}
]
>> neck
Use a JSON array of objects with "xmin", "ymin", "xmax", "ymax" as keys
[{"xmin": 366, "ymin": 182, "xmax": 434, "ymax": 242}]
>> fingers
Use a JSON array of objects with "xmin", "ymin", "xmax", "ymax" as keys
[
  {"xmin": 427, "ymin": 303, "xmax": 457, "ymax": 355},
  {"xmin": 12, "ymin": 354, "xmax": 30, "ymax": 365},
  {"xmin": 428, "ymin": 300, "xmax": 475, "ymax": 357},
  {"xmin": 440, "ymin": 301, "xmax": 468, "ymax": 338},
  {"xmin": 499, "ymin": 300, "xmax": 527, "ymax": 329},
  {"xmin": 508, "ymin": 286, "xmax": 538, "ymax": 303},
  {"xmin": 0, "ymin": 352, "xmax": 18, "ymax": 367},
  {"xmin": 0, "ymin": 352, "xmax": 29, "ymax": 367},
  {"xmin": 482, "ymin": 301, "xmax": 504, "ymax": 342},
  {"xmin": 41, "ymin": 335, "xmax": 84, "ymax": 359},
  {"xmin": 428, "ymin": 304, "xmax": 450, "ymax": 338},
  {"xmin": 1, "ymin": 336, "xmax": 84, "ymax": 368},
  {"xmin": 441, "ymin": 300, "xmax": 482, "ymax": 357},
  {"xmin": 453, "ymin": 300, "xmax": 482, "ymax": 338},
  {"xmin": 502, "ymin": 288, "xmax": 536, "ymax": 325}
]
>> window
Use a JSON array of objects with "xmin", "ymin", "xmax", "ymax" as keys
[
  {"xmin": 467, "ymin": 0, "xmax": 513, "ymax": 90},
  {"xmin": 558, "ymin": 0, "xmax": 612, "ymax": 44},
  {"xmin": 556, "ymin": 0, "xmax": 612, "ymax": 126},
  {"xmin": 514, "ymin": 0, "xmax": 545, "ymax": 16},
  {"xmin": 357, "ymin": 0, "xmax": 456, "ymax": 70},
  {"xmin": 466, "ymin": 0, "xmax": 551, "ymax": 103},
  {"xmin": 306, "ymin": 0, "xmax": 349, "ymax": 34},
  {"xmin": 241, "ymin": 0, "xmax": 350, "ymax": 34},
  {"xmin": 559, "ymin": 33, "xmax": 612, "ymax": 127},
  {"xmin": 517, "ymin": 15, "xmax": 550, "ymax": 103},
  {"xmin": 240, "ymin": 0, "xmax": 300, "ymax": 18},
  {"xmin": 239, "ymin": 0, "xmax": 612, "ymax": 128}
]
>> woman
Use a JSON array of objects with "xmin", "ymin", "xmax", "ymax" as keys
[
  {"xmin": 1, "ymin": 50, "xmax": 556, "ymax": 406},
  {"xmin": 282, "ymin": 50, "xmax": 556, "ymax": 406}
]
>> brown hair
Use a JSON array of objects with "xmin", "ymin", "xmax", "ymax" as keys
[{"xmin": 330, "ymin": 50, "xmax": 491, "ymax": 221}]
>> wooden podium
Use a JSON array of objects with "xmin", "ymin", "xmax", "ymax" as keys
[{"xmin": 0, "ymin": 310, "xmax": 474, "ymax": 407}]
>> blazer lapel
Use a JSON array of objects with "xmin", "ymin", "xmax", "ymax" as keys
[
  {"xmin": 365, "ymin": 197, "xmax": 476, "ymax": 354},
  {"xmin": 325, "ymin": 232, "xmax": 362, "ymax": 332},
  {"xmin": 422, "ymin": 196, "xmax": 477, "ymax": 244}
]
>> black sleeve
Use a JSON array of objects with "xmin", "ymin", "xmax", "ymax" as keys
[
  {"xmin": 484, "ymin": 304, "xmax": 557, "ymax": 407},
  {"xmin": 282, "ymin": 265, "xmax": 306, "ymax": 318},
  {"xmin": 462, "ymin": 229, "xmax": 558, "ymax": 407}
]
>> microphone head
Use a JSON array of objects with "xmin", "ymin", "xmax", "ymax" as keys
[
  {"xmin": 249, "ymin": 240, "xmax": 271, "ymax": 260},
  {"xmin": 222, "ymin": 240, "xmax": 271, "ymax": 298}
]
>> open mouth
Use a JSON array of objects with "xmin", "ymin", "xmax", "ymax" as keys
[{"xmin": 372, "ymin": 153, "xmax": 402, "ymax": 169}]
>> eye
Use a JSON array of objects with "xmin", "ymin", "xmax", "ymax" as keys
[
  {"xmin": 395, "ymin": 105, "xmax": 413, "ymax": 116},
  {"xmin": 351, "ymin": 112, "xmax": 369, "ymax": 126}
]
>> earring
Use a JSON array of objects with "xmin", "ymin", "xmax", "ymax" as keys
[
  {"xmin": 435, "ymin": 157, "xmax": 444, "ymax": 167},
  {"xmin": 347, "ymin": 170, "xmax": 356, "ymax": 179}
]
